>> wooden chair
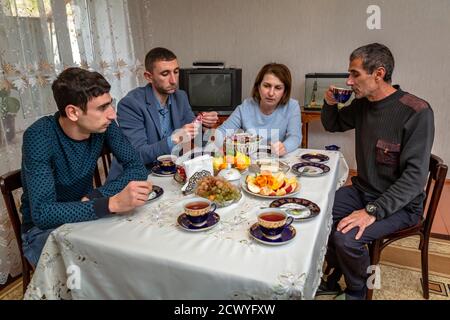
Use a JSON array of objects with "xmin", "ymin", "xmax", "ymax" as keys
[
  {"xmin": 94, "ymin": 145, "xmax": 112, "ymax": 187},
  {"xmin": 367, "ymin": 154, "xmax": 448, "ymax": 300},
  {"xmin": 0, "ymin": 169, "xmax": 33, "ymax": 294}
]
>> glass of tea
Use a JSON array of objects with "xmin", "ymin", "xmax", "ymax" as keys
[{"xmin": 257, "ymin": 208, "xmax": 293, "ymax": 239}]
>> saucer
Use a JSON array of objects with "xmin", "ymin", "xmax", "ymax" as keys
[
  {"xmin": 269, "ymin": 197, "xmax": 320, "ymax": 221},
  {"xmin": 177, "ymin": 212, "xmax": 220, "ymax": 232},
  {"xmin": 300, "ymin": 153, "xmax": 329, "ymax": 163},
  {"xmin": 147, "ymin": 185, "xmax": 164, "ymax": 202},
  {"xmin": 249, "ymin": 223, "xmax": 296, "ymax": 246},
  {"xmin": 152, "ymin": 164, "xmax": 176, "ymax": 177},
  {"xmin": 291, "ymin": 162, "xmax": 330, "ymax": 177}
]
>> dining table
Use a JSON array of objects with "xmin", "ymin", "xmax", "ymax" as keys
[{"xmin": 24, "ymin": 148, "xmax": 348, "ymax": 300}]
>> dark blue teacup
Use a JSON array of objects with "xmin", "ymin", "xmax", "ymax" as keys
[
  {"xmin": 325, "ymin": 144, "xmax": 340, "ymax": 151},
  {"xmin": 157, "ymin": 155, "xmax": 177, "ymax": 173},
  {"xmin": 183, "ymin": 197, "xmax": 217, "ymax": 227},
  {"xmin": 257, "ymin": 208, "xmax": 294, "ymax": 240},
  {"xmin": 332, "ymin": 87, "xmax": 353, "ymax": 104}
]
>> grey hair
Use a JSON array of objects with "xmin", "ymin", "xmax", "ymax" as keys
[{"xmin": 350, "ymin": 43, "xmax": 395, "ymax": 83}]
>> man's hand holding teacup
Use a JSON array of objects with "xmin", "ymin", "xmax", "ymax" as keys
[{"xmin": 324, "ymin": 86, "xmax": 338, "ymax": 106}]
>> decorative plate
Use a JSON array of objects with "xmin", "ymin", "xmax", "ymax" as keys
[
  {"xmin": 291, "ymin": 162, "xmax": 330, "ymax": 177},
  {"xmin": 249, "ymin": 223, "xmax": 296, "ymax": 246},
  {"xmin": 300, "ymin": 153, "xmax": 330, "ymax": 163},
  {"xmin": 147, "ymin": 185, "xmax": 164, "ymax": 202},
  {"xmin": 183, "ymin": 170, "xmax": 213, "ymax": 195},
  {"xmin": 269, "ymin": 197, "xmax": 320, "ymax": 220},
  {"xmin": 177, "ymin": 212, "xmax": 220, "ymax": 232},
  {"xmin": 253, "ymin": 158, "xmax": 290, "ymax": 174}
]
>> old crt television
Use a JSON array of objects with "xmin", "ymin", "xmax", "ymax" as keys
[{"xmin": 179, "ymin": 68, "xmax": 242, "ymax": 115}]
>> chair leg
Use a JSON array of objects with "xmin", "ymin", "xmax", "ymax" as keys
[
  {"xmin": 421, "ymin": 238, "xmax": 430, "ymax": 299},
  {"xmin": 366, "ymin": 240, "xmax": 381, "ymax": 300},
  {"xmin": 21, "ymin": 258, "xmax": 31, "ymax": 295}
]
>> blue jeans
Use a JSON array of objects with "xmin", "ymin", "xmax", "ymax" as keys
[{"xmin": 21, "ymin": 226, "xmax": 55, "ymax": 267}]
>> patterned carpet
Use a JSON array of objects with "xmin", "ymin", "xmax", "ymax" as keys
[
  {"xmin": 1, "ymin": 262, "xmax": 449, "ymax": 300},
  {"xmin": 314, "ymin": 262, "xmax": 450, "ymax": 300}
]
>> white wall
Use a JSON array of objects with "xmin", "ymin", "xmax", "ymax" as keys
[{"xmin": 128, "ymin": 0, "xmax": 450, "ymax": 175}]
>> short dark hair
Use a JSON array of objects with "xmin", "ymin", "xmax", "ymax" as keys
[
  {"xmin": 350, "ymin": 43, "xmax": 395, "ymax": 83},
  {"xmin": 51, "ymin": 67, "xmax": 111, "ymax": 116},
  {"xmin": 251, "ymin": 63, "xmax": 292, "ymax": 106},
  {"xmin": 144, "ymin": 47, "xmax": 177, "ymax": 71}
]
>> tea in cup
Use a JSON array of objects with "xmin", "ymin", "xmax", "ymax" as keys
[
  {"xmin": 157, "ymin": 154, "xmax": 177, "ymax": 173},
  {"xmin": 332, "ymin": 87, "xmax": 353, "ymax": 103},
  {"xmin": 257, "ymin": 208, "xmax": 293, "ymax": 240},
  {"xmin": 183, "ymin": 197, "xmax": 217, "ymax": 227}
]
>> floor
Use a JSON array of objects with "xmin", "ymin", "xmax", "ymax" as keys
[{"xmin": 431, "ymin": 181, "xmax": 450, "ymax": 237}]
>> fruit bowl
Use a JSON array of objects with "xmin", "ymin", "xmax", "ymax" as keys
[
  {"xmin": 223, "ymin": 133, "xmax": 262, "ymax": 156},
  {"xmin": 195, "ymin": 176, "xmax": 242, "ymax": 207}
]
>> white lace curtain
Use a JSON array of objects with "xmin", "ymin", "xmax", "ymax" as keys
[{"xmin": 0, "ymin": 0, "xmax": 143, "ymax": 285}]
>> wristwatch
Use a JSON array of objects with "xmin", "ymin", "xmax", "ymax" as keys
[{"xmin": 365, "ymin": 203, "xmax": 378, "ymax": 216}]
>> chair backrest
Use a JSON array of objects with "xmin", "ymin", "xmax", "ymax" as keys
[
  {"xmin": 0, "ymin": 169, "xmax": 24, "ymax": 253},
  {"xmin": 422, "ymin": 154, "xmax": 448, "ymax": 236},
  {"xmin": 94, "ymin": 145, "xmax": 112, "ymax": 187}
]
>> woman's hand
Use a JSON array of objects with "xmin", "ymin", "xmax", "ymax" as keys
[{"xmin": 271, "ymin": 141, "xmax": 287, "ymax": 156}]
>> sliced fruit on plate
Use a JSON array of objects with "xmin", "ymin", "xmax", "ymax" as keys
[
  {"xmin": 260, "ymin": 186, "xmax": 273, "ymax": 196},
  {"xmin": 276, "ymin": 188, "xmax": 287, "ymax": 196},
  {"xmin": 246, "ymin": 175, "xmax": 256, "ymax": 184},
  {"xmin": 283, "ymin": 181, "xmax": 297, "ymax": 194},
  {"xmin": 247, "ymin": 182, "xmax": 261, "ymax": 193}
]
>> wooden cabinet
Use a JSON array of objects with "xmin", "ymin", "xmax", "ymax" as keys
[{"xmin": 300, "ymin": 107, "xmax": 321, "ymax": 148}]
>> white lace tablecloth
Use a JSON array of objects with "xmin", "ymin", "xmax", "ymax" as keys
[{"xmin": 24, "ymin": 149, "xmax": 348, "ymax": 300}]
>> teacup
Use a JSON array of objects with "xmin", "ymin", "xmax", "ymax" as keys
[
  {"xmin": 332, "ymin": 87, "xmax": 353, "ymax": 103},
  {"xmin": 257, "ymin": 208, "xmax": 293, "ymax": 240},
  {"xmin": 183, "ymin": 197, "xmax": 217, "ymax": 227},
  {"xmin": 157, "ymin": 154, "xmax": 177, "ymax": 173}
]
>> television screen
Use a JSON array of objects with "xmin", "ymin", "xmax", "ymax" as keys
[
  {"xmin": 179, "ymin": 68, "xmax": 242, "ymax": 115},
  {"xmin": 188, "ymin": 74, "xmax": 232, "ymax": 107}
]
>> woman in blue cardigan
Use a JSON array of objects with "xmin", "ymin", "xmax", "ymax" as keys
[{"xmin": 217, "ymin": 63, "xmax": 302, "ymax": 156}]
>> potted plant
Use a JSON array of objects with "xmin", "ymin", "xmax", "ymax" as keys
[{"xmin": 0, "ymin": 88, "xmax": 20, "ymax": 144}]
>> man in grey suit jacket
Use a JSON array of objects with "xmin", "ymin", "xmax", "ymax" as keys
[{"xmin": 108, "ymin": 47, "xmax": 218, "ymax": 180}]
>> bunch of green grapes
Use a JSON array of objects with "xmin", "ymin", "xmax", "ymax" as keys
[{"xmin": 196, "ymin": 176, "xmax": 240, "ymax": 204}]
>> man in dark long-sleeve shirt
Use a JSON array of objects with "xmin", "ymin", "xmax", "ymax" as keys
[
  {"xmin": 319, "ymin": 43, "xmax": 434, "ymax": 299},
  {"xmin": 20, "ymin": 68, "xmax": 153, "ymax": 267}
]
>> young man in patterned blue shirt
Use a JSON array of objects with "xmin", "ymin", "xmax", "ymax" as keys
[{"xmin": 20, "ymin": 67, "xmax": 152, "ymax": 267}]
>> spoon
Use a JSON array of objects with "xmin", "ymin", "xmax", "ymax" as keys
[{"xmin": 259, "ymin": 205, "xmax": 311, "ymax": 217}]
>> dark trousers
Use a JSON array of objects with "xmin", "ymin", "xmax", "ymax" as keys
[{"xmin": 325, "ymin": 185, "xmax": 421, "ymax": 291}]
